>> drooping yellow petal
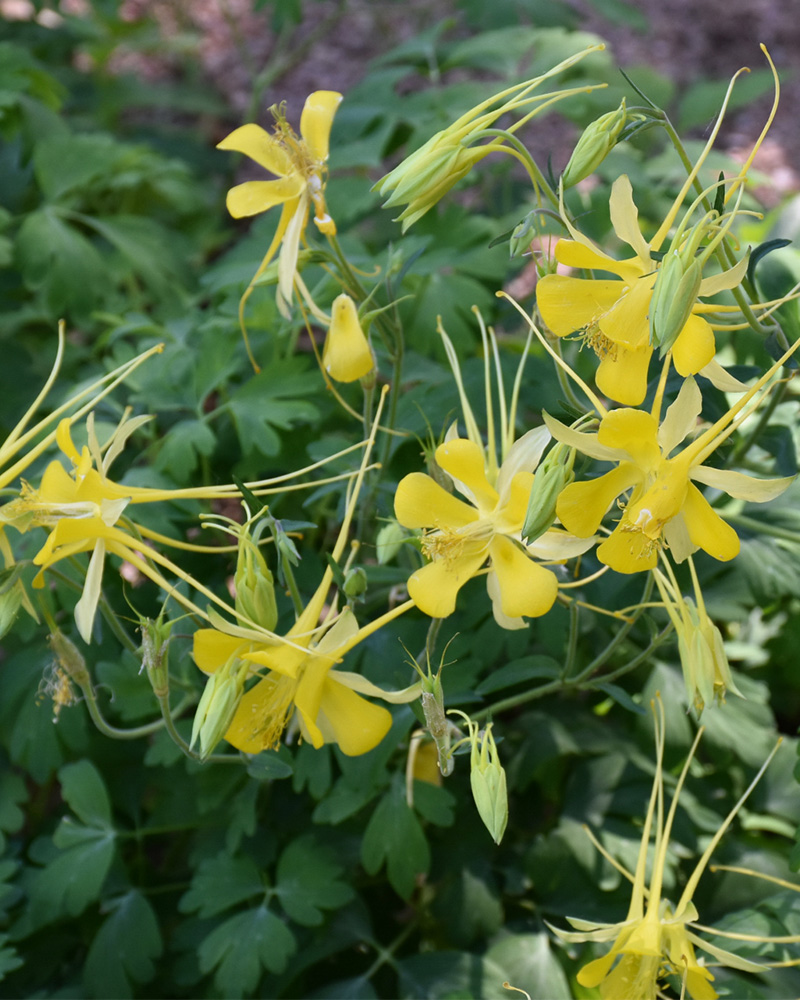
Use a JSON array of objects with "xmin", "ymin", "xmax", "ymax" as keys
[
  {"xmin": 609, "ymin": 174, "xmax": 652, "ymax": 262},
  {"xmin": 311, "ymin": 676, "xmax": 393, "ymax": 756},
  {"xmin": 555, "ymin": 239, "xmax": 641, "ymax": 280},
  {"xmin": 488, "ymin": 535, "xmax": 558, "ymax": 618},
  {"xmin": 557, "ymin": 463, "xmax": 641, "ymax": 537},
  {"xmin": 681, "ymin": 484, "xmax": 739, "ymax": 561},
  {"xmin": 595, "ymin": 342, "xmax": 653, "ymax": 406},
  {"xmin": 537, "ymin": 275, "xmax": 623, "ymax": 337},
  {"xmin": 690, "ymin": 465, "xmax": 793, "ymax": 502},
  {"xmin": 672, "ymin": 314, "xmax": 716, "ymax": 377},
  {"xmin": 225, "ymin": 176, "xmax": 305, "ymax": 219},
  {"xmin": 299, "ymin": 90, "xmax": 342, "ymax": 162},
  {"xmin": 394, "ymin": 473, "xmax": 479, "ymax": 530},
  {"xmin": 217, "ymin": 123, "xmax": 294, "ymax": 177},
  {"xmin": 435, "ymin": 438, "xmax": 498, "ymax": 511},
  {"xmin": 406, "ymin": 545, "xmax": 488, "ymax": 618}
]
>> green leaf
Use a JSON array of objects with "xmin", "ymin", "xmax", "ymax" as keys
[
  {"xmin": 84, "ymin": 891, "xmax": 162, "ymax": 999},
  {"xmin": 28, "ymin": 821, "xmax": 115, "ymax": 926},
  {"xmin": 0, "ymin": 772, "xmax": 26, "ymax": 833},
  {"xmin": 475, "ymin": 655, "xmax": 561, "ymax": 695},
  {"xmin": 397, "ymin": 951, "xmax": 511, "ymax": 1000},
  {"xmin": 245, "ymin": 749, "xmax": 294, "ymax": 782},
  {"xmin": 362, "ymin": 784, "xmax": 430, "ymax": 899},
  {"xmin": 180, "ymin": 852, "xmax": 264, "ymax": 919},
  {"xmin": 293, "ymin": 741, "xmax": 333, "ymax": 800},
  {"xmin": 275, "ymin": 836, "xmax": 354, "ymax": 926},
  {"xmin": 33, "ymin": 133, "xmax": 123, "ymax": 201},
  {"xmin": 411, "ymin": 781, "xmax": 456, "ymax": 827},
  {"xmin": 198, "ymin": 905, "xmax": 296, "ymax": 998},
  {"xmin": 226, "ymin": 358, "xmax": 319, "ymax": 457},
  {"xmin": 59, "ymin": 760, "xmax": 113, "ymax": 829},
  {"xmin": 486, "ymin": 933, "xmax": 572, "ymax": 999},
  {"xmin": 0, "ymin": 933, "xmax": 22, "ymax": 981},
  {"xmin": 15, "ymin": 206, "xmax": 106, "ymax": 315},
  {"xmin": 155, "ymin": 420, "xmax": 216, "ymax": 480}
]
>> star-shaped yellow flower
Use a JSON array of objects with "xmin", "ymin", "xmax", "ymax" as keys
[{"xmin": 218, "ymin": 91, "xmax": 342, "ymax": 355}]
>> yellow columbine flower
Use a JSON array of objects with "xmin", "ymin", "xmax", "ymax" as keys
[
  {"xmin": 537, "ymin": 51, "xmax": 779, "ymax": 405},
  {"xmin": 218, "ymin": 91, "xmax": 342, "ymax": 363},
  {"xmin": 551, "ymin": 699, "xmax": 781, "ymax": 1000},
  {"xmin": 376, "ymin": 45, "xmax": 604, "ymax": 231},
  {"xmin": 191, "ymin": 386, "xmax": 417, "ymax": 757},
  {"xmin": 548, "ymin": 370, "xmax": 794, "ymax": 574},
  {"xmin": 395, "ymin": 314, "xmax": 591, "ymax": 627},
  {"xmin": 536, "ymin": 175, "xmax": 748, "ymax": 406}
]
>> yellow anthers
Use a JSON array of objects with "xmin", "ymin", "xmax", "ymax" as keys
[
  {"xmin": 562, "ymin": 98, "xmax": 628, "ymax": 188},
  {"xmin": 522, "ymin": 441, "xmax": 575, "ymax": 543},
  {"xmin": 190, "ymin": 653, "xmax": 248, "ymax": 760},
  {"xmin": 451, "ymin": 711, "xmax": 508, "ymax": 845},
  {"xmin": 37, "ymin": 663, "xmax": 78, "ymax": 721},
  {"xmin": 322, "ymin": 293, "xmax": 374, "ymax": 384}
]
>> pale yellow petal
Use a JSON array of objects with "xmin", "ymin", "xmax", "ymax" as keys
[
  {"xmin": 556, "ymin": 464, "xmax": 641, "ymax": 537},
  {"xmin": 537, "ymin": 275, "xmax": 623, "ymax": 337},
  {"xmin": 598, "ymin": 273, "xmax": 654, "ymax": 348},
  {"xmin": 435, "ymin": 439, "xmax": 498, "ymax": 511},
  {"xmin": 407, "ymin": 546, "xmax": 487, "ymax": 618},
  {"xmin": 698, "ymin": 252, "xmax": 748, "ymax": 296},
  {"xmin": 690, "ymin": 466, "xmax": 793, "ymax": 502},
  {"xmin": 192, "ymin": 629, "xmax": 247, "ymax": 675},
  {"xmin": 672, "ymin": 314, "xmax": 716, "ymax": 377},
  {"xmin": 217, "ymin": 123, "xmax": 293, "ymax": 176},
  {"xmin": 555, "ymin": 239, "xmax": 641, "ymax": 281},
  {"xmin": 681, "ymin": 483, "xmax": 739, "ymax": 561},
  {"xmin": 488, "ymin": 535, "xmax": 558, "ymax": 618},
  {"xmin": 394, "ymin": 473, "xmax": 478, "ymax": 530},
  {"xmin": 300, "ymin": 90, "xmax": 342, "ymax": 162},
  {"xmin": 225, "ymin": 176, "xmax": 304, "ymax": 219},
  {"xmin": 657, "ymin": 376, "xmax": 702, "ymax": 456},
  {"xmin": 609, "ymin": 174, "xmax": 651, "ymax": 262},
  {"xmin": 543, "ymin": 412, "xmax": 624, "ymax": 462},
  {"xmin": 595, "ymin": 342, "xmax": 653, "ymax": 406},
  {"xmin": 597, "ymin": 409, "xmax": 660, "ymax": 467}
]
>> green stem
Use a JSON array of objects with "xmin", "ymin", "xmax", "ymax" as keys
[
  {"xmin": 81, "ymin": 682, "xmax": 193, "ymax": 740},
  {"xmin": 471, "ymin": 129, "xmax": 559, "ymax": 209},
  {"xmin": 280, "ymin": 550, "xmax": 305, "ymax": 617},
  {"xmin": 726, "ymin": 511, "xmax": 800, "ymax": 544},
  {"xmin": 362, "ymin": 917, "xmax": 419, "ymax": 981},
  {"xmin": 728, "ymin": 377, "xmax": 790, "ymax": 465},
  {"xmin": 561, "ymin": 601, "xmax": 580, "ymax": 680},
  {"xmin": 155, "ymin": 690, "xmax": 242, "ymax": 764}
]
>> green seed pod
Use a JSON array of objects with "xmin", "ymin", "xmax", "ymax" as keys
[
  {"xmin": 343, "ymin": 566, "xmax": 368, "ymax": 599},
  {"xmin": 469, "ymin": 723, "xmax": 508, "ymax": 844},
  {"xmin": 140, "ymin": 615, "xmax": 172, "ymax": 699},
  {"xmin": 522, "ymin": 442, "xmax": 576, "ymax": 543},
  {"xmin": 562, "ymin": 99, "xmax": 627, "ymax": 188}
]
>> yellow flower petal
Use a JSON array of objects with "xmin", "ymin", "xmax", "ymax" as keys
[
  {"xmin": 435, "ymin": 438, "xmax": 498, "ymax": 510},
  {"xmin": 598, "ymin": 409, "xmax": 660, "ymax": 467},
  {"xmin": 192, "ymin": 629, "xmax": 247, "ymax": 675},
  {"xmin": 488, "ymin": 535, "xmax": 558, "ymax": 618},
  {"xmin": 494, "ymin": 470, "xmax": 534, "ymax": 533},
  {"xmin": 597, "ymin": 524, "xmax": 659, "ymax": 573},
  {"xmin": 609, "ymin": 174, "xmax": 651, "ymax": 262},
  {"xmin": 595, "ymin": 342, "xmax": 653, "ymax": 406},
  {"xmin": 407, "ymin": 545, "xmax": 487, "ymax": 618},
  {"xmin": 217, "ymin": 123, "xmax": 293, "ymax": 176},
  {"xmin": 323, "ymin": 294, "xmax": 374, "ymax": 382},
  {"xmin": 394, "ymin": 473, "xmax": 478, "ymax": 530},
  {"xmin": 681, "ymin": 483, "xmax": 739, "ymax": 561},
  {"xmin": 555, "ymin": 239, "xmax": 640, "ymax": 279},
  {"xmin": 672, "ymin": 314, "xmax": 716, "ymax": 377},
  {"xmin": 598, "ymin": 273, "xmax": 654, "ymax": 348},
  {"xmin": 311, "ymin": 676, "xmax": 392, "ymax": 756},
  {"xmin": 691, "ymin": 465, "xmax": 793, "ymax": 502},
  {"xmin": 225, "ymin": 176, "xmax": 305, "ymax": 219},
  {"xmin": 299, "ymin": 90, "xmax": 342, "ymax": 162},
  {"xmin": 557, "ymin": 464, "xmax": 640, "ymax": 537},
  {"xmin": 537, "ymin": 275, "xmax": 624, "ymax": 337}
]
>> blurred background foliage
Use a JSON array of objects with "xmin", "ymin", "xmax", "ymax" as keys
[{"xmin": 1, "ymin": 0, "xmax": 800, "ymax": 997}]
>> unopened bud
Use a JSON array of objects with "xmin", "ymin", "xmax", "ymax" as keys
[
  {"xmin": 562, "ymin": 99, "xmax": 627, "ymax": 188},
  {"xmin": 678, "ymin": 598, "xmax": 739, "ymax": 713},
  {"xmin": 190, "ymin": 657, "xmax": 246, "ymax": 760},
  {"xmin": 343, "ymin": 566, "xmax": 367, "ymax": 599},
  {"xmin": 323, "ymin": 294, "xmax": 374, "ymax": 383},
  {"xmin": 376, "ymin": 520, "xmax": 406, "ymax": 565},
  {"xmin": 468, "ymin": 722, "xmax": 508, "ymax": 844},
  {"xmin": 235, "ymin": 538, "xmax": 278, "ymax": 630},
  {"xmin": 522, "ymin": 443, "xmax": 575, "ymax": 543},
  {"xmin": 649, "ymin": 249, "xmax": 703, "ymax": 356},
  {"xmin": 48, "ymin": 630, "xmax": 90, "ymax": 688},
  {"xmin": 509, "ymin": 210, "xmax": 540, "ymax": 259}
]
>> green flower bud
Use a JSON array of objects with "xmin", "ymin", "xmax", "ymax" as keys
[
  {"xmin": 235, "ymin": 537, "xmax": 278, "ymax": 631},
  {"xmin": 376, "ymin": 520, "xmax": 406, "ymax": 565},
  {"xmin": 649, "ymin": 249, "xmax": 703, "ymax": 356},
  {"xmin": 190, "ymin": 656, "xmax": 247, "ymax": 760},
  {"xmin": 468, "ymin": 722, "xmax": 508, "ymax": 844},
  {"xmin": 343, "ymin": 566, "xmax": 367, "ymax": 599},
  {"xmin": 522, "ymin": 443, "xmax": 575, "ymax": 543},
  {"xmin": 562, "ymin": 99, "xmax": 627, "ymax": 188}
]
